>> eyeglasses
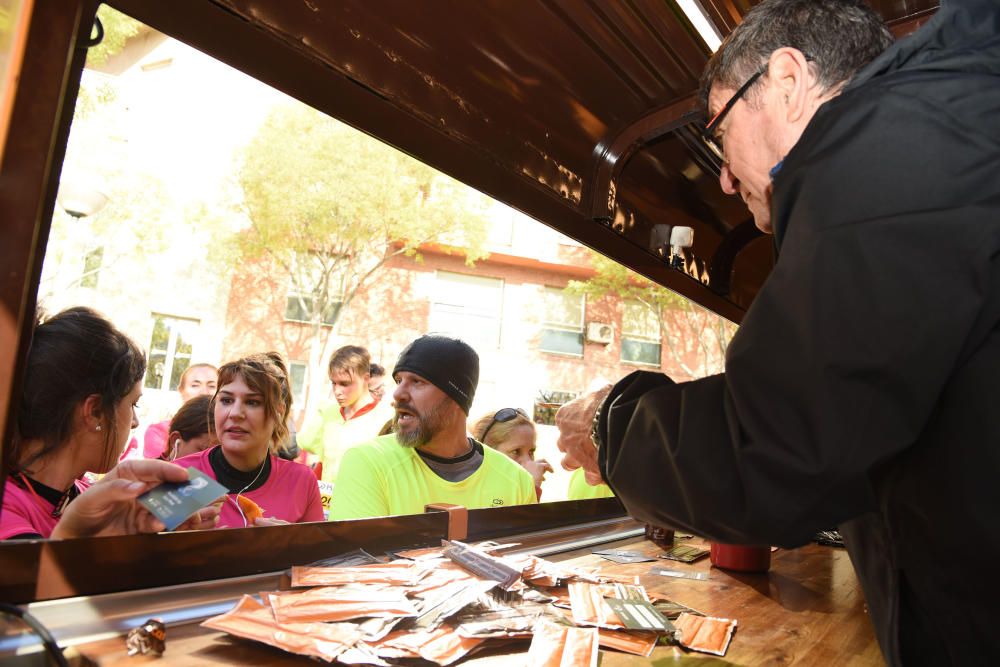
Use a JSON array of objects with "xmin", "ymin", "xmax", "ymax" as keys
[
  {"xmin": 479, "ymin": 407, "xmax": 528, "ymax": 442},
  {"xmin": 703, "ymin": 66, "xmax": 767, "ymax": 161}
]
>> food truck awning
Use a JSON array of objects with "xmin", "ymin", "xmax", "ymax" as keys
[{"xmin": 110, "ymin": 0, "xmax": 938, "ymax": 322}]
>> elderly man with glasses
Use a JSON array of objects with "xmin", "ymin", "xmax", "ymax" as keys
[
  {"xmin": 329, "ymin": 335, "xmax": 536, "ymax": 520},
  {"xmin": 556, "ymin": 0, "xmax": 1000, "ymax": 663}
]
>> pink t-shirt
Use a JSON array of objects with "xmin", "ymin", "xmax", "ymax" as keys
[
  {"xmin": 143, "ymin": 420, "xmax": 170, "ymax": 459},
  {"xmin": 173, "ymin": 447, "xmax": 323, "ymax": 528},
  {"xmin": 0, "ymin": 478, "xmax": 87, "ymax": 540}
]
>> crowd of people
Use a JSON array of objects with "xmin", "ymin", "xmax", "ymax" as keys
[{"xmin": 0, "ymin": 306, "xmax": 608, "ymax": 540}]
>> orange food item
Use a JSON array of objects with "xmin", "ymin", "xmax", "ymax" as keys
[{"xmin": 237, "ymin": 496, "xmax": 264, "ymax": 523}]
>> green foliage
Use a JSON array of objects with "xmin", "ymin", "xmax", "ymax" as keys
[
  {"xmin": 566, "ymin": 250, "xmax": 738, "ymax": 379},
  {"xmin": 85, "ymin": 5, "xmax": 142, "ymax": 68},
  {"xmin": 565, "ymin": 252, "xmax": 684, "ymax": 313},
  {"xmin": 236, "ymin": 102, "xmax": 492, "ymax": 326}
]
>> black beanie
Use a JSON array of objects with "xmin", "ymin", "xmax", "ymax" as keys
[{"xmin": 393, "ymin": 335, "xmax": 479, "ymax": 415}]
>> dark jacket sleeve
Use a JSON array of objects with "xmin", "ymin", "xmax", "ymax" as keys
[{"xmin": 598, "ymin": 79, "xmax": 1000, "ymax": 547}]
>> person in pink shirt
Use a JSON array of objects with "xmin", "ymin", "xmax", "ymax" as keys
[
  {"xmin": 159, "ymin": 395, "xmax": 215, "ymax": 461},
  {"xmin": 142, "ymin": 363, "xmax": 218, "ymax": 459},
  {"xmin": 1, "ymin": 307, "xmax": 218, "ymax": 540},
  {"xmin": 173, "ymin": 353, "xmax": 323, "ymax": 528}
]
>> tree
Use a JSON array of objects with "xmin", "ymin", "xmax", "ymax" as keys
[
  {"xmin": 566, "ymin": 252, "xmax": 738, "ymax": 380},
  {"xmin": 237, "ymin": 102, "xmax": 493, "ymax": 410}
]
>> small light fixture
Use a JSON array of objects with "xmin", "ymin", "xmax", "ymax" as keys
[
  {"xmin": 676, "ymin": 0, "xmax": 722, "ymax": 52},
  {"xmin": 57, "ymin": 174, "xmax": 109, "ymax": 218}
]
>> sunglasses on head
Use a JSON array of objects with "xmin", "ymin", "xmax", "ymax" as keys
[{"xmin": 479, "ymin": 407, "xmax": 528, "ymax": 442}]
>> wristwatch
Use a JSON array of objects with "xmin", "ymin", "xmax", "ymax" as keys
[{"xmin": 590, "ymin": 395, "xmax": 606, "ymax": 449}]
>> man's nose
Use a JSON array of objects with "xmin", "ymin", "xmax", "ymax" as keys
[
  {"xmin": 719, "ymin": 162, "xmax": 740, "ymax": 195},
  {"xmin": 392, "ymin": 383, "xmax": 406, "ymax": 402}
]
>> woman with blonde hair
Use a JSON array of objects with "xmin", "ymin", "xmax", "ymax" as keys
[
  {"xmin": 174, "ymin": 352, "xmax": 322, "ymax": 527},
  {"xmin": 470, "ymin": 408, "xmax": 552, "ymax": 500}
]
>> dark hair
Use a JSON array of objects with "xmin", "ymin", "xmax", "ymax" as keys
[
  {"xmin": 9, "ymin": 307, "xmax": 146, "ymax": 474},
  {"xmin": 699, "ymin": 0, "xmax": 893, "ymax": 114},
  {"xmin": 369, "ymin": 363, "xmax": 385, "ymax": 378},
  {"xmin": 213, "ymin": 352, "xmax": 291, "ymax": 452},
  {"xmin": 162, "ymin": 395, "xmax": 214, "ymax": 460}
]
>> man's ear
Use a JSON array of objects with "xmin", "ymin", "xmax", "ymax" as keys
[{"xmin": 767, "ymin": 47, "xmax": 814, "ymax": 124}]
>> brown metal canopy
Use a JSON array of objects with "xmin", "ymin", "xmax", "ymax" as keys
[{"xmin": 105, "ymin": 0, "xmax": 937, "ymax": 323}]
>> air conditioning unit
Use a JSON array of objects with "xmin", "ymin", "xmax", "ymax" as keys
[{"xmin": 586, "ymin": 322, "xmax": 614, "ymax": 345}]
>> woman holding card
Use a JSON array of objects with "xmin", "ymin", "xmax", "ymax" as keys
[
  {"xmin": 1, "ymin": 307, "xmax": 218, "ymax": 539},
  {"xmin": 173, "ymin": 352, "xmax": 323, "ymax": 528}
]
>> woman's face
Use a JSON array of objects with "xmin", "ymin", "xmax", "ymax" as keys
[
  {"xmin": 179, "ymin": 366, "xmax": 218, "ymax": 402},
  {"xmin": 98, "ymin": 381, "xmax": 141, "ymax": 473},
  {"xmin": 494, "ymin": 424, "xmax": 537, "ymax": 469},
  {"xmin": 214, "ymin": 375, "xmax": 274, "ymax": 470}
]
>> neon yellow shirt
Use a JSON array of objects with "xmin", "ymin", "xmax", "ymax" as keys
[
  {"xmin": 566, "ymin": 467, "xmax": 615, "ymax": 500},
  {"xmin": 299, "ymin": 398, "xmax": 394, "ymax": 484},
  {"xmin": 329, "ymin": 434, "xmax": 537, "ymax": 519}
]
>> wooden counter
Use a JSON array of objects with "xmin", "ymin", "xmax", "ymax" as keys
[{"xmin": 75, "ymin": 536, "xmax": 882, "ymax": 666}]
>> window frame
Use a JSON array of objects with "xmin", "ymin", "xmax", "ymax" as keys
[
  {"xmin": 620, "ymin": 299, "xmax": 662, "ymax": 367},
  {"xmin": 539, "ymin": 286, "xmax": 585, "ymax": 357}
]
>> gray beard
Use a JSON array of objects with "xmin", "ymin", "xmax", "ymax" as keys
[{"xmin": 394, "ymin": 400, "xmax": 446, "ymax": 449}]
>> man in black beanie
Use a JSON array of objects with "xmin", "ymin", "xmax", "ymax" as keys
[{"xmin": 328, "ymin": 334, "xmax": 536, "ymax": 520}]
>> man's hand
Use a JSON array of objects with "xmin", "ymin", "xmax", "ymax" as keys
[
  {"xmin": 51, "ymin": 460, "xmax": 220, "ymax": 539},
  {"xmin": 523, "ymin": 458, "xmax": 554, "ymax": 495},
  {"xmin": 555, "ymin": 384, "xmax": 612, "ymax": 486}
]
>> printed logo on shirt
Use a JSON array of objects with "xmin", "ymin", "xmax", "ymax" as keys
[{"xmin": 492, "ymin": 499, "xmax": 504, "ymax": 506}]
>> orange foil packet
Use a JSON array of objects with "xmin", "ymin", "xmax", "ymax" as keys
[
  {"xmin": 597, "ymin": 628, "xmax": 658, "ymax": 657},
  {"xmin": 526, "ymin": 622, "xmax": 599, "ymax": 667},
  {"xmin": 568, "ymin": 582, "xmax": 625, "ymax": 629},
  {"xmin": 291, "ymin": 561, "xmax": 427, "ymax": 587},
  {"xmin": 674, "ymin": 612, "xmax": 737, "ymax": 656},
  {"xmin": 201, "ymin": 595, "xmax": 362, "ymax": 662},
  {"xmin": 378, "ymin": 625, "xmax": 485, "ymax": 666},
  {"xmin": 268, "ymin": 586, "xmax": 418, "ymax": 623}
]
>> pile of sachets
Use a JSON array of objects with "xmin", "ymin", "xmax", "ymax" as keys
[{"xmin": 202, "ymin": 540, "xmax": 736, "ymax": 665}]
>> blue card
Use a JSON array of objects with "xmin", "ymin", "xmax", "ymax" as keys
[{"xmin": 137, "ymin": 467, "xmax": 228, "ymax": 531}]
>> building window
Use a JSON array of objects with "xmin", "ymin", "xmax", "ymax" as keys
[
  {"xmin": 144, "ymin": 314, "xmax": 199, "ymax": 391},
  {"xmin": 289, "ymin": 361, "xmax": 308, "ymax": 407},
  {"xmin": 621, "ymin": 300, "xmax": 661, "ymax": 366},
  {"xmin": 540, "ymin": 286, "xmax": 584, "ymax": 356},
  {"xmin": 80, "ymin": 246, "xmax": 103, "ymax": 289},
  {"xmin": 284, "ymin": 252, "xmax": 344, "ymax": 326},
  {"xmin": 533, "ymin": 389, "xmax": 578, "ymax": 426},
  {"xmin": 429, "ymin": 271, "xmax": 503, "ymax": 350}
]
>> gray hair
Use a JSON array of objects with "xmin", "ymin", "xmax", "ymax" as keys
[{"xmin": 699, "ymin": 0, "xmax": 893, "ymax": 114}]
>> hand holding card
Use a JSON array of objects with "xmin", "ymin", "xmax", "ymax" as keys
[
  {"xmin": 51, "ymin": 460, "xmax": 216, "ymax": 539},
  {"xmin": 138, "ymin": 468, "xmax": 228, "ymax": 531}
]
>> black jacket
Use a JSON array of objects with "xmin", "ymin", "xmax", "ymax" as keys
[{"xmin": 598, "ymin": 1, "xmax": 1000, "ymax": 663}]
